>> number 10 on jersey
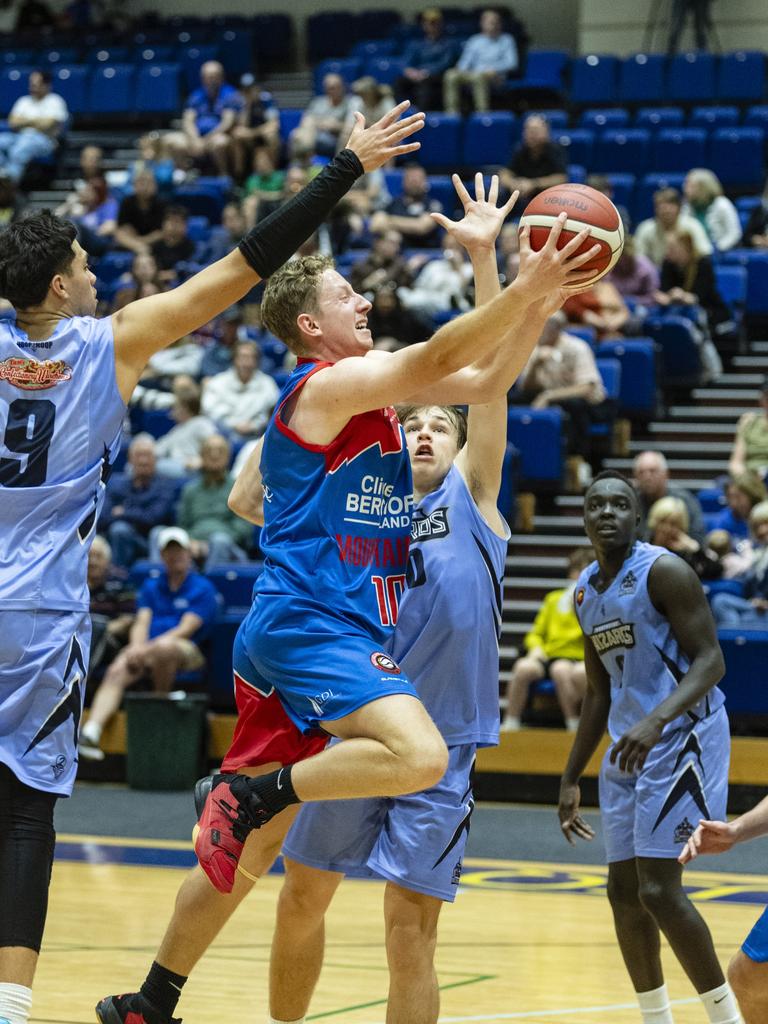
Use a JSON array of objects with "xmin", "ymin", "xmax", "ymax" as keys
[{"xmin": 371, "ymin": 574, "xmax": 406, "ymax": 627}]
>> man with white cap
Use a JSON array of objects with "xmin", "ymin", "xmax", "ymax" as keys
[{"xmin": 78, "ymin": 527, "xmax": 219, "ymax": 760}]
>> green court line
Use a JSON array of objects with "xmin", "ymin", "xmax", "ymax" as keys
[{"xmin": 307, "ymin": 973, "xmax": 495, "ymax": 1020}]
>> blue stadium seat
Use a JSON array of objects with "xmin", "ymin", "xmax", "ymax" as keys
[
  {"xmin": 207, "ymin": 611, "xmax": 241, "ymax": 709},
  {"xmin": 94, "ymin": 249, "xmax": 133, "ymax": 283},
  {"xmin": 219, "ymin": 28, "xmax": 254, "ymax": 79},
  {"xmin": 721, "ymin": 250, "xmax": 768, "ymax": 316},
  {"xmin": 41, "ymin": 47, "xmax": 80, "ymax": 66},
  {"xmin": 87, "ymin": 64, "xmax": 135, "ymax": 113},
  {"xmin": 618, "ymin": 53, "xmax": 666, "ymax": 104},
  {"xmin": 570, "ymin": 54, "xmax": 619, "ymax": 107},
  {"xmin": 206, "ymin": 563, "xmax": 265, "ymax": 613},
  {"xmin": 718, "ymin": 629, "xmax": 768, "ymax": 714},
  {"xmin": 634, "ymin": 172, "xmax": 685, "ymax": 223},
  {"xmin": 383, "ymin": 168, "xmax": 403, "ymax": 196},
  {"xmin": 0, "ymin": 50, "xmax": 35, "ymax": 67},
  {"xmin": 667, "ymin": 52, "xmax": 716, "ymax": 103},
  {"xmin": 597, "ymin": 339, "xmax": 658, "ymax": 418},
  {"xmin": 554, "ymin": 128, "xmax": 594, "ymax": 169},
  {"xmin": 505, "ymin": 49, "xmax": 568, "ymax": 93},
  {"xmin": 414, "ymin": 113, "xmax": 462, "ymax": 170},
  {"xmin": 527, "ymin": 108, "xmax": 568, "ymax": 130},
  {"xmin": 306, "ymin": 13, "xmax": 358, "ymax": 61},
  {"xmin": 714, "ymin": 265, "xmax": 747, "ymax": 320},
  {"xmin": 0, "ymin": 67, "xmax": 33, "ymax": 114},
  {"xmin": 136, "ymin": 63, "xmax": 181, "ymax": 114},
  {"xmin": 645, "ymin": 315, "xmax": 703, "ymax": 387},
  {"xmin": 350, "ymin": 39, "xmax": 397, "ymax": 59},
  {"xmin": 564, "ymin": 325, "xmax": 596, "ymax": 346},
  {"xmin": 605, "ymin": 173, "xmax": 635, "ymax": 214},
  {"xmin": 697, "ymin": 487, "xmax": 726, "ymax": 513},
  {"xmin": 182, "ymin": 44, "xmax": 219, "ymax": 91},
  {"xmin": 313, "ymin": 58, "xmax": 362, "ymax": 94},
  {"xmin": 279, "ymin": 107, "xmax": 302, "ymax": 141},
  {"xmin": 186, "ymin": 215, "xmax": 210, "ymax": 242},
  {"xmin": 174, "ymin": 184, "xmax": 229, "ymax": 221},
  {"xmin": 567, "ymin": 164, "xmax": 587, "ymax": 184},
  {"xmin": 652, "ymin": 127, "xmax": 707, "ymax": 173},
  {"xmin": 135, "ymin": 408, "xmax": 174, "ymax": 439},
  {"xmin": 134, "ymin": 44, "xmax": 176, "ymax": 63},
  {"xmin": 462, "ymin": 111, "xmax": 517, "ymax": 166},
  {"xmin": 689, "ymin": 105, "xmax": 739, "ymax": 128},
  {"xmin": 717, "ymin": 51, "xmax": 766, "ymax": 103},
  {"xmin": 367, "ymin": 57, "xmax": 406, "ymax": 86},
  {"xmin": 52, "ymin": 65, "xmax": 88, "ymax": 115},
  {"xmin": 88, "ymin": 46, "xmax": 131, "ymax": 64},
  {"xmin": 593, "ymin": 129, "xmax": 650, "ymax": 174},
  {"xmin": 708, "ymin": 128, "xmax": 765, "ymax": 190},
  {"xmin": 579, "ymin": 108, "xmax": 630, "ymax": 130},
  {"xmin": 507, "ymin": 407, "xmax": 563, "ymax": 485},
  {"xmin": 745, "ymin": 105, "xmax": 768, "ymax": 129},
  {"xmin": 356, "ymin": 9, "xmax": 402, "ymax": 40},
  {"xmin": 635, "ymin": 106, "xmax": 684, "ymax": 129},
  {"xmin": 591, "ymin": 357, "xmax": 621, "ymax": 438},
  {"xmin": 252, "ymin": 14, "xmax": 292, "ymax": 63},
  {"xmin": 425, "ymin": 174, "xmax": 460, "ymax": 215}
]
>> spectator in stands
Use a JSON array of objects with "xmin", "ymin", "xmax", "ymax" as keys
[
  {"xmin": 78, "ymin": 143, "xmax": 104, "ymax": 183},
  {"xmin": 150, "ymin": 206, "xmax": 197, "ymax": 283},
  {"xmin": 131, "ymin": 133, "xmax": 175, "ymax": 197},
  {"xmin": 200, "ymin": 306, "xmax": 246, "ymax": 380},
  {"xmin": 369, "ymin": 163, "xmax": 443, "ymax": 248},
  {"xmin": 586, "ymin": 175, "xmax": 631, "ymax": 231},
  {"xmin": 500, "ymin": 115, "xmax": 567, "ymax": 209},
  {"xmin": 74, "ymin": 175, "xmax": 117, "ymax": 243},
  {"xmin": 242, "ymin": 148, "xmax": 284, "ymax": 228},
  {"xmin": 606, "ymin": 235, "xmax": 660, "ymax": 307},
  {"xmin": 205, "ymin": 202, "xmax": 246, "ymax": 263},
  {"xmin": 708, "ymin": 471, "xmax": 767, "ymax": 542},
  {"xmin": 682, "ymin": 168, "xmax": 741, "ymax": 253},
  {"xmin": 368, "ymin": 284, "xmax": 432, "ymax": 351},
  {"xmin": 87, "ymin": 534, "xmax": 136, "ymax": 684},
  {"xmin": 78, "ymin": 527, "xmax": 219, "ymax": 761},
  {"xmin": 632, "ymin": 449, "xmax": 706, "ymax": 543},
  {"xmin": 443, "ymin": 8, "xmax": 518, "ymax": 114},
  {"xmin": 398, "ymin": 232, "xmax": 473, "ymax": 318},
  {"xmin": 16, "ymin": 0, "xmax": 55, "ymax": 31},
  {"xmin": 350, "ymin": 229, "xmax": 413, "ymax": 295},
  {"xmin": 562, "ymin": 279, "xmax": 630, "ymax": 341},
  {"xmin": 634, "ymin": 187, "xmax": 712, "ymax": 267},
  {"xmin": 516, "ymin": 313, "xmax": 609, "ymax": 474},
  {"xmin": 154, "ymin": 380, "xmax": 217, "ymax": 478},
  {"xmin": 0, "ymin": 175, "xmax": 24, "ymax": 231},
  {"xmin": 291, "ymin": 73, "xmax": 359, "ymax": 158},
  {"xmin": 740, "ymin": 180, "xmax": 768, "ymax": 248},
  {"xmin": 730, "ymin": 378, "xmax": 768, "ymax": 479},
  {"xmin": 498, "ymin": 221, "xmax": 520, "ymax": 283},
  {"xmin": 231, "ymin": 73, "xmax": 279, "ymax": 182},
  {"xmin": 501, "ymin": 547, "xmax": 592, "ymax": 733},
  {"xmin": 655, "ymin": 228, "xmax": 735, "ymax": 360},
  {"xmin": 709, "ymin": 502, "xmax": 768, "ymax": 630},
  {"xmin": 101, "ymin": 433, "xmax": 178, "ymax": 568},
  {"xmin": 112, "ymin": 252, "xmax": 164, "ymax": 311},
  {"xmin": 113, "ymin": 168, "xmax": 167, "ymax": 255},
  {"xmin": 0, "ymin": 70, "xmax": 67, "ymax": 182},
  {"xmin": 178, "ymin": 434, "xmax": 252, "ymax": 567},
  {"xmin": 202, "ymin": 339, "xmax": 279, "ymax": 440},
  {"xmin": 348, "ymin": 76, "xmax": 392, "ymax": 131},
  {"xmin": 396, "ymin": 8, "xmax": 459, "ymax": 112},
  {"xmin": 647, "ymin": 496, "xmax": 722, "ymax": 580},
  {"xmin": 170, "ymin": 60, "xmax": 240, "ymax": 175}
]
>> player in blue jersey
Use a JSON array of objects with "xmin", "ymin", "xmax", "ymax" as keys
[
  {"xmin": 559, "ymin": 471, "xmax": 742, "ymax": 1024},
  {"xmin": 680, "ymin": 797, "xmax": 768, "ymax": 1023},
  {"xmin": 0, "ymin": 104, "xmax": 426, "ymax": 1024}
]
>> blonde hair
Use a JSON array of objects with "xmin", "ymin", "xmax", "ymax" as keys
[
  {"xmin": 648, "ymin": 495, "xmax": 689, "ymax": 532},
  {"xmin": 730, "ymin": 470, "xmax": 768, "ymax": 507},
  {"xmin": 686, "ymin": 168, "xmax": 724, "ymax": 205},
  {"xmin": 90, "ymin": 534, "xmax": 112, "ymax": 560},
  {"xmin": 750, "ymin": 499, "xmax": 768, "ymax": 527},
  {"xmin": 260, "ymin": 254, "xmax": 335, "ymax": 355}
]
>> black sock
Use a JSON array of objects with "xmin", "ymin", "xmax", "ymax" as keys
[
  {"xmin": 140, "ymin": 960, "xmax": 188, "ymax": 1021},
  {"xmin": 247, "ymin": 764, "xmax": 300, "ymax": 813}
]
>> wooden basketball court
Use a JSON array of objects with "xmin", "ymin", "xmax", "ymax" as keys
[{"xmin": 35, "ymin": 833, "xmax": 765, "ymax": 1024}]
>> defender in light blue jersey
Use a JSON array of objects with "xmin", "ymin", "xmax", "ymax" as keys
[{"xmin": 559, "ymin": 471, "xmax": 742, "ymax": 1024}]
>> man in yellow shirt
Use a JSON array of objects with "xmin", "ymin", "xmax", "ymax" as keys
[{"xmin": 502, "ymin": 547, "xmax": 593, "ymax": 732}]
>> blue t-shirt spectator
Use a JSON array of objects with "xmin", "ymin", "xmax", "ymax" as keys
[
  {"xmin": 708, "ymin": 506, "xmax": 750, "ymax": 541},
  {"xmin": 186, "ymin": 83, "xmax": 242, "ymax": 137},
  {"xmin": 139, "ymin": 570, "xmax": 219, "ymax": 645},
  {"xmin": 457, "ymin": 31, "xmax": 518, "ymax": 74}
]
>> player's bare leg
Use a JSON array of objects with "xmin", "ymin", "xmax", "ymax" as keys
[
  {"xmin": 0, "ymin": 948, "xmax": 36, "ymax": 987},
  {"xmin": 384, "ymin": 882, "xmax": 443, "ymax": 1024},
  {"xmin": 728, "ymin": 951, "xmax": 768, "ymax": 1023},
  {"xmin": 606, "ymin": 859, "xmax": 665, "ymax": 992},
  {"xmin": 269, "ymin": 858, "xmax": 343, "ymax": 1022}
]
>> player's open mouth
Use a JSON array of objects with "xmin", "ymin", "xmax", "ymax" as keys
[{"xmin": 415, "ymin": 444, "xmax": 432, "ymax": 457}]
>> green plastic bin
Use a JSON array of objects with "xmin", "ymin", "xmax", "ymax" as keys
[{"xmin": 125, "ymin": 692, "xmax": 208, "ymax": 790}]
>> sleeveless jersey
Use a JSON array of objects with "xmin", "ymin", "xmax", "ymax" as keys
[
  {"xmin": 0, "ymin": 315, "xmax": 125, "ymax": 611},
  {"xmin": 390, "ymin": 465, "xmax": 508, "ymax": 747},
  {"xmin": 254, "ymin": 359, "xmax": 413, "ymax": 645},
  {"xmin": 575, "ymin": 541, "xmax": 725, "ymax": 742}
]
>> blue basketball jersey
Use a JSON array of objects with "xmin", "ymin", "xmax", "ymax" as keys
[
  {"xmin": 253, "ymin": 359, "xmax": 414, "ymax": 644},
  {"xmin": 390, "ymin": 465, "xmax": 508, "ymax": 747},
  {"xmin": 0, "ymin": 315, "xmax": 125, "ymax": 611},
  {"xmin": 575, "ymin": 542, "xmax": 725, "ymax": 742}
]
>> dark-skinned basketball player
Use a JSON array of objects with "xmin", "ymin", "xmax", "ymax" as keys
[{"xmin": 558, "ymin": 471, "xmax": 742, "ymax": 1024}]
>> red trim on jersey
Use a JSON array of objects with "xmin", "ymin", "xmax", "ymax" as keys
[{"xmin": 273, "ymin": 361, "xmax": 336, "ymax": 452}]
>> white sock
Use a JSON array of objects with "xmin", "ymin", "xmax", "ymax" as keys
[
  {"xmin": 700, "ymin": 981, "xmax": 742, "ymax": 1023},
  {"xmin": 81, "ymin": 719, "xmax": 102, "ymax": 744},
  {"xmin": 501, "ymin": 715, "xmax": 521, "ymax": 730},
  {"xmin": 0, "ymin": 983, "xmax": 32, "ymax": 1024},
  {"xmin": 565, "ymin": 716, "xmax": 580, "ymax": 732},
  {"xmin": 268, "ymin": 1017, "xmax": 305, "ymax": 1024},
  {"xmin": 637, "ymin": 984, "xmax": 674, "ymax": 1024}
]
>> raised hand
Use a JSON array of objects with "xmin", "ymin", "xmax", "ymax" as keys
[
  {"xmin": 678, "ymin": 819, "xmax": 739, "ymax": 864},
  {"xmin": 558, "ymin": 782, "xmax": 596, "ymax": 846},
  {"xmin": 345, "ymin": 101, "xmax": 425, "ymax": 172},
  {"xmin": 430, "ymin": 172, "xmax": 519, "ymax": 254}
]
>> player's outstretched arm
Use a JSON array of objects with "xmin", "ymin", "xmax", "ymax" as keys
[
  {"xmin": 610, "ymin": 555, "xmax": 724, "ymax": 774},
  {"xmin": 559, "ymin": 637, "xmax": 609, "ymax": 844},
  {"xmin": 111, "ymin": 103, "xmax": 425, "ymax": 402},
  {"xmin": 679, "ymin": 794, "xmax": 768, "ymax": 864}
]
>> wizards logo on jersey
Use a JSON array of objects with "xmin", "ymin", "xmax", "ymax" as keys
[
  {"xmin": 411, "ymin": 506, "xmax": 450, "ymax": 541},
  {"xmin": 590, "ymin": 619, "xmax": 636, "ymax": 654}
]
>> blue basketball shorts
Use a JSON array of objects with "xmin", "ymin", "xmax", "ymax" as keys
[
  {"xmin": 282, "ymin": 743, "xmax": 476, "ymax": 902},
  {"xmin": 0, "ymin": 608, "xmax": 91, "ymax": 797},
  {"xmin": 743, "ymin": 907, "xmax": 768, "ymax": 962},
  {"xmin": 600, "ymin": 706, "xmax": 730, "ymax": 863},
  {"xmin": 238, "ymin": 599, "xmax": 419, "ymax": 733}
]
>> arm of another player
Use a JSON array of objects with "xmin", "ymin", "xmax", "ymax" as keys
[
  {"xmin": 679, "ymin": 793, "xmax": 768, "ymax": 864},
  {"xmin": 111, "ymin": 104, "xmax": 425, "ymax": 403},
  {"xmin": 558, "ymin": 635, "xmax": 609, "ymax": 844},
  {"xmin": 610, "ymin": 554, "xmax": 725, "ymax": 774},
  {"xmin": 228, "ymin": 437, "xmax": 265, "ymax": 527}
]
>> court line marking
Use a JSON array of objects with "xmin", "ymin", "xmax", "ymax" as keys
[
  {"xmin": 355, "ymin": 996, "xmax": 700, "ymax": 1023},
  {"xmin": 307, "ymin": 975, "xmax": 494, "ymax": 1020}
]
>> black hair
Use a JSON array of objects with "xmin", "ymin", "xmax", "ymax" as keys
[
  {"xmin": 34, "ymin": 70, "xmax": 52, "ymax": 86},
  {"xmin": 585, "ymin": 469, "xmax": 637, "ymax": 503},
  {"xmin": 0, "ymin": 210, "xmax": 77, "ymax": 309},
  {"xmin": 164, "ymin": 205, "xmax": 189, "ymax": 222}
]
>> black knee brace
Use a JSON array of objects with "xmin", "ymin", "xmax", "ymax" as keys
[{"xmin": 0, "ymin": 762, "xmax": 57, "ymax": 951}]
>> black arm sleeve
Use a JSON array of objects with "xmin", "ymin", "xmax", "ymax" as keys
[{"xmin": 238, "ymin": 148, "xmax": 364, "ymax": 278}]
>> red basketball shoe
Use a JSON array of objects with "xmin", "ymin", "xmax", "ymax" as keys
[{"xmin": 96, "ymin": 993, "xmax": 179, "ymax": 1024}]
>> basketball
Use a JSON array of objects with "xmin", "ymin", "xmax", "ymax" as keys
[{"xmin": 519, "ymin": 183, "xmax": 625, "ymax": 284}]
